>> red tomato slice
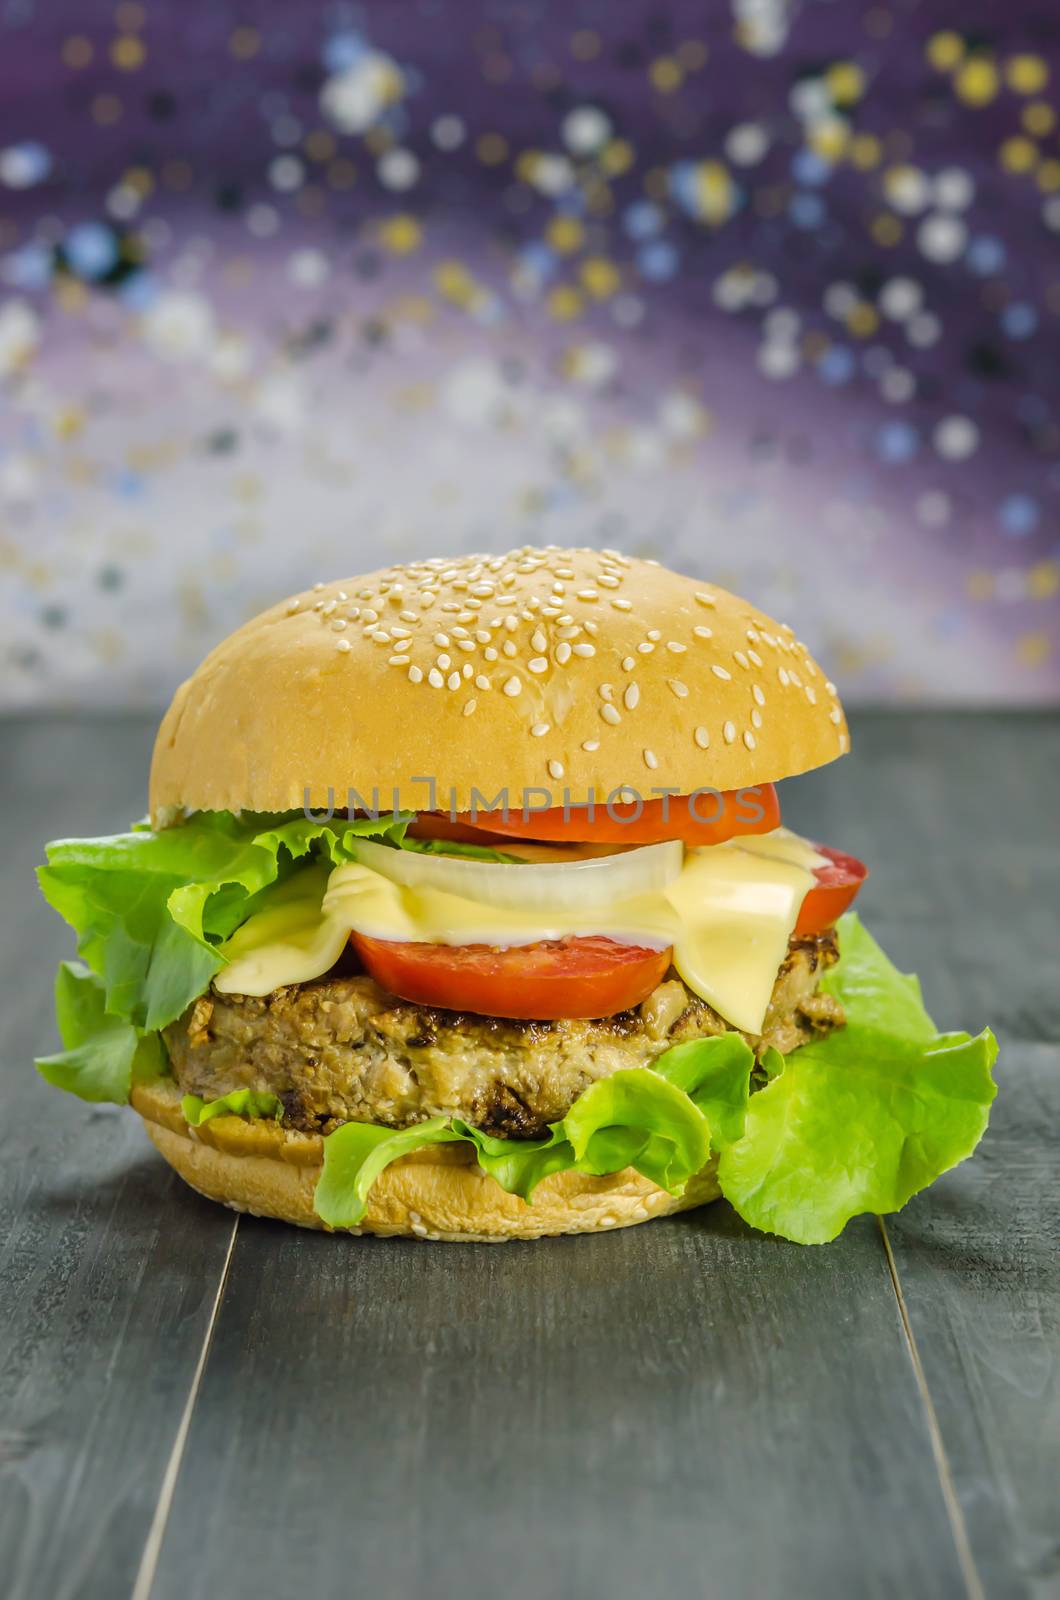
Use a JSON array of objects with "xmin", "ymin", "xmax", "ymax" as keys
[
  {"xmin": 795, "ymin": 846, "xmax": 868, "ymax": 937},
  {"xmin": 350, "ymin": 932, "xmax": 672, "ymax": 1020},
  {"xmin": 445, "ymin": 785, "xmax": 780, "ymax": 847}
]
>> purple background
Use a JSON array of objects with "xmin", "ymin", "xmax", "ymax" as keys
[{"xmin": 1, "ymin": 0, "xmax": 1058, "ymax": 707}]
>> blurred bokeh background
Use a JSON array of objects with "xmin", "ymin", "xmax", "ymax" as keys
[{"xmin": 1, "ymin": 0, "xmax": 1058, "ymax": 710}]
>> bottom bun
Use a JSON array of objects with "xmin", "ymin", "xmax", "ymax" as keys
[{"xmin": 131, "ymin": 1079, "xmax": 721, "ymax": 1243}]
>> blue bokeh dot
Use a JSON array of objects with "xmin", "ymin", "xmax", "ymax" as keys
[{"xmin": 998, "ymin": 493, "xmax": 1040, "ymax": 536}]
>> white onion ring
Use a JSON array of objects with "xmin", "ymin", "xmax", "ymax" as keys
[{"xmin": 351, "ymin": 837, "xmax": 684, "ymax": 914}]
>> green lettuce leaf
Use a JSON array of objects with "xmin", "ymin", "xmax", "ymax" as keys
[
  {"xmin": 313, "ymin": 1052, "xmax": 731, "ymax": 1228},
  {"xmin": 35, "ymin": 961, "xmax": 165, "ymax": 1104},
  {"xmin": 37, "ymin": 809, "xmax": 412, "ymax": 1104},
  {"xmin": 182, "ymin": 1088, "xmax": 285, "ymax": 1126},
  {"xmin": 716, "ymin": 914, "xmax": 998, "ymax": 1244}
]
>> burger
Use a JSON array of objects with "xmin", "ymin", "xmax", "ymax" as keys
[{"xmin": 36, "ymin": 547, "xmax": 997, "ymax": 1243}]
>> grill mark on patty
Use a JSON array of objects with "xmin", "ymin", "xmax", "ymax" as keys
[{"xmin": 165, "ymin": 927, "xmax": 843, "ymax": 1139}]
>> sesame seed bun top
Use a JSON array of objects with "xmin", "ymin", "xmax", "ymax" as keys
[{"xmin": 148, "ymin": 546, "xmax": 849, "ymax": 823}]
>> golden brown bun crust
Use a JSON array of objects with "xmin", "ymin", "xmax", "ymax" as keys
[
  {"xmin": 149, "ymin": 546, "xmax": 848, "ymax": 820},
  {"xmin": 131, "ymin": 1080, "xmax": 720, "ymax": 1242}
]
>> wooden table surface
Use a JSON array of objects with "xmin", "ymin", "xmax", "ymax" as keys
[{"xmin": 1, "ymin": 712, "xmax": 1056, "ymax": 1600}]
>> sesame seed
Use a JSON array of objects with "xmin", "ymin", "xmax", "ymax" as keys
[
  {"xmin": 693, "ymin": 625, "xmax": 713, "ymax": 640},
  {"xmin": 752, "ymin": 684, "xmax": 766, "ymax": 705},
  {"xmin": 611, "ymin": 598, "xmax": 633, "ymax": 611},
  {"xmin": 362, "ymin": 608, "xmax": 379, "ymax": 623},
  {"xmin": 400, "ymin": 610, "xmax": 419, "ymax": 623},
  {"xmin": 599, "ymin": 684, "xmax": 614, "ymax": 701},
  {"xmin": 475, "ymin": 674, "xmax": 491, "ymax": 691},
  {"xmin": 528, "ymin": 656, "xmax": 548, "ymax": 674},
  {"xmin": 622, "ymin": 656, "xmax": 635, "ymax": 671},
  {"xmin": 388, "ymin": 654, "xmax": 410, "ymax": 666},
  {"xmin": 805, "ymin": 686, "xmax": 817, "ymax": 705},
  {"xmin": 336, "ymin": 638, "xmax": 351, "ymax": 653},
  {"xmin": 825, "ymin": 680, "xmax": 837, "ymax": 696},
  {"xmin": 695, "ymin": 591, "xmax": 717, "ymax": 608},
  {"xmin": 598, "ymin": 574, "xmax": 621, "ymax": 589},
  {"xmin": 286, "ymin": 599, "xmax": 300, "ymax": 614},
  {"xmin": 484, "ymin": 647, "xmax": 499, "ymax": 662},
  {"xmin": 711, "ymin": 664, "xmax": 732, "ymax": 681},
  {"xmin": 830, "ymin": 707, "xmax": 842, "ymax": 725},
  {"xmin": 747, "ymin": 649, "xmax": 763, "ymax": 668},
  {"xmin": 669, "ymin": 679, "xmax": 689, "ymax": 698},
  {"xmin": 390, "ymin": 626, "xmax": 410, "ymax": 639},
  {"xmin": 331, "ymin": 619, "xmax": 348, "ymax": 631},
  {"xmin": 531, "ymin": 629, "xmax": 547, "ymax": 652},
  {"xmin": 428, "ymin": 668, "xmax": 444, "ymax": 688},
  {"xmin": 743, "ymin": 729, "xmax": 756, "ymax": 750},
  {"xmin": 555, "ymin": 642, "xmax": 572, "ymax": 665},
  {"xmin": 548, "ymin": 759, "xmax": 565, "ymax": 781},
  {"xmin": 433, "ymin": 632, "xmax": 450, "ymax": 648},
  {"xmin": 751, "ymin": 709, "xmax": 763, "ymax": 729},
  {"xmin": 694, "ymin": 726, "xmax": 710, "ymax": 749},
  {"xmin": 577, "ymin": 589, "xmax": 599, "ymax": 602},
  {"xmin": 312, "ymin": 582, "xmax": 324, "ymax": 592},
  {"xmin": 624, "ymin": 683, "xmax": 640, "ymax": 710},
  {"xmin": 504, "ymin": 614, "xmax": 519, "ymax": 631},
  {"xmin": 723, "ymin": 721, "xmax": 736, "ymax": 743},
  {"xmin": 666, "ymin": 641, "xmax": 687, "ymax": 654},
  {"xmin": 746, "ymin": 628, "xmax": 759, "ymax": 642},
  {"xmin": 462, "ymin": 663, "xmax": 473, "ymax": 679},
  {"xmin": 839, "ymin": 731, "xmax": 850, "ymax": 753},
  {"xmin": 582, "ymin": 739, "xmax": 601, "ymax": 752},
  {"xmin": 503, "ymin": 675, "xmax": 522, "ymax": 697},
  {"xmin": 637, "ymin": 642, "xmax": 655, "ymax": 654},
  {"xmin": 531, "ymin": 722, "xmax": 550, "ymax": 737},
  {"xmin": 778, "ymin": 668, "xmax": 790, "ymax": 686},
  {"xmin": 733, "ymin": 651, "xmax": 749, "ymax": 669},
  {"xmin": 502, "ymin": 639, "xmax": 517, "ymax": 658},
  {"xmin": 408, "ymin": 664, "xmax": 423, "ymax": 684},
  {"xmin": 457, "ymin": 639, "xmax": 475, "ymax": 652},
  {"xmin": 572, "ymin": 642, "xmax": 596, "ymax": 657},
  {"xmin": 583, "ymin": 620, "xmax": 599, "ymax": 636},
  {"xmin": 789, "ymin": 670, "xmax": 803, "ymax": 688},
  {"xmin": 643, "ymin": 748, "xmax": 658, "ymax": 770},
  {"xmin": 321, "ymin": 599, "xmax": 337, "ymax": 616},
  {"xmin": 647, "ymin": 629, "xmax": 662, "ymax": 641},
  {"xmin": 436, "ymin": 653, "xmax": 451, "ymax": 670},
  {"xmin": 463, "ymin": 698, "xmax": 477, "ymax": 717},
  {"xmin": 601, "ymin": 704, "xmax": 621, "ymax": 725}
]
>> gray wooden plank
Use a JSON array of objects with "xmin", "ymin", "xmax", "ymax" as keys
[
  {"xmin": 0, "ymin": 717, "xmax": 237, "ymax": 1600},
  {"xmin": 886, "ymin": 1044, "xmax": 1059, "ymax": 1600},
  {"xmin": 787, "ymin": 710, "xmax": 1060, "ymax": 1600},
  {"xmin": 146, "ymin": 1209, "xmax": 970, "ymax": 1600}
]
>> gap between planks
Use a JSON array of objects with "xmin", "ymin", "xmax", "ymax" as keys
[
  {"xmin": 129, "ymin": 1214, "xmax": 240, "ymax": 1600},
  {"xmin": 878, "ymin": 1217, "xmax": 985, "ymax": 1600}
]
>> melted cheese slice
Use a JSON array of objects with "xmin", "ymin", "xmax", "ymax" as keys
[{"xmin": 215, "ymin": 828, "xmax": 826, "ymax": 1035}]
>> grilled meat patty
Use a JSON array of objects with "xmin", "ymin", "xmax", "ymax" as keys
[{"xmin": 164, "ymin": 930, "xmax": 843, "ymax": 1138}]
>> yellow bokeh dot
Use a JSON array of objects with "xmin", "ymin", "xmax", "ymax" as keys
[
  {"xmin": 926, "ymin": 31, "xmax": 964, "ymax": 71},
  {"xmin": 476, "ymin": 133, "xmax": 508, "ymax": 166},
  {"xmin": 570, "ymin": 30, "xmax": 600, "ymax": 61},
  {"xmin": 546, "ymin": 285, "xmax": 584, "ymax": 321},
  {"xmin": 326, "ymin": 158, "xmax": 357, "ymax": 189},
  {"xmin": 676, "ymin": 39, "xmax": 708, "ymax": 71},
  {"xmin": 111, "ymin": 34, "xmax": 145, "ymax": 70},
  {"xmin": 600, "ymin": 138, "xmax": 634, "ymax": 176},
  {"xmin": 229, "ymin": 26, "xmax": 261, "ymax": 60},
  {"xmin": 304, "ymin": 129, "xmax": 336, "ymax": 162},
  {"xmin": 1016, "ymin": 631, "xmax": 1051, "ymax": 667},
  {"xmin": 1005, "ymin": 54, "xmax": 1049, "ymax": 94},
  {"xmin": 434, "ymin": 261, "xmax": 477, "ymax": 305},
  {"xmin": 122, "ymin": 165, "xmax": 153, "ymax": 195},
  {"xmin": 1023, "ymin": 101, "xmax": 1056, "ymax": 136},
  {"xmin": 650, "ymin": 57, "xmax": 683, "ymax": 94},
  {"xmin": 809, "ymin": 119, "xmax": 850, "ymax": 161},
  {"xmin": 826, "ymin": 61, "xmax": 865, "ymax": 104},
  {"xmin": 378, "ymin": 215, "xmax": 423, "ymax": 254},
  {"xmin": 1037, "ymin": 159, "xmax": 1060, "ymax": 192},
  {"xmin": 1028, "ymin": 560, "xmax": 1060, "ymax": 599},
  {"xmin": 871, "ymin": 213, "xmax": 903, "ymax": 246},
  {"xmin": 1000, "ymin": 135, "xmax": 1038, "ymax": 173},
  {"xmin": 966, "ymin": 570, "xmax": 994, "ymax": 601},
  {"xmin": 955, "ymin": 57, "xmax": 999, "ymax": 107},
  {"xmin": 545, "ymin": 215, "xmax": 584, "ymax": 254},
  {"xmin": 846, "ymin": 302, "xmax": 879, "ymax": 337},
  {"xmin": 62, "ymin": 35, "xmax": 93, "ymax": 67},
  {"xmin": 579, "ymin": 257, "xmax": 621, "ymax": 298},
  {"xmin": 91, "ymin": 94, "xmax": 123, "ymax": 125},
  {"xmin": 850, "ymin": 132, "xmax": 882, "ymax": 169}
]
